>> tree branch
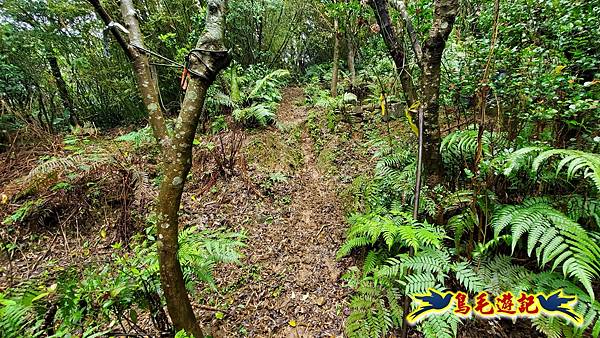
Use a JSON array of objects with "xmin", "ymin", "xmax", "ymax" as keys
[
  {"xmin": 119, "ymin": 0, "xmax": 169, "ymax": 146},
  {"xmin": 389, "ymin": 0, "xmax": 423, "ymax": 66},
  {"xmin": 368, "ymin": 0, "xmax": 417, "ymax": 105},
  {"xmin": 86, "ymin": 0, "xmax": 169, "ymax": 145},
  {"xmin": 86, "ymin": 0, "xmax": 134, "ymax": 60}
]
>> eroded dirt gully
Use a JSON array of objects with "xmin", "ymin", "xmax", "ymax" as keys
[{"xmin": 189, "ymin": 87, "xmax": 355, "ymax": 337}]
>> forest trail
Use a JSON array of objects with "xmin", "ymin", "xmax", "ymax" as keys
[{"xmin": 198, "ymin": 87, "xmax": 351, "ymax": 337}]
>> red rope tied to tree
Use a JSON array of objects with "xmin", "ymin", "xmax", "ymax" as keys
[{"xmin": 180, "ymin": 66, "xmax": 189, "ymax": 90}]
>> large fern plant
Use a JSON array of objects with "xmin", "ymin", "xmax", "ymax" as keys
[
  {"xmin": 502, "ymin": 147, "xmax": 600, "ymax": 190},
  {"xmin": 341, "ymin": 130, "xmax": 600, "ymax": 338},
  {"xmin": 226, "ymin": 68, "xmax": 290, "ymax": 127},
  {"xmin": 338, "ymin": 210, "xmax": 459, "ymax": 338},
  {"xmin": 491, "ymin": 198, "xmax": 600, "ymax": 299}
]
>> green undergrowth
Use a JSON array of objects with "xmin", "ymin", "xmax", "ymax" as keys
[
  {"xmin": 0, "ymin": 223, "xmax": 245, "ymax": 337},
  {"xmin": 336, "ymin": 125, "xmax": 600, "ymax": 338}
]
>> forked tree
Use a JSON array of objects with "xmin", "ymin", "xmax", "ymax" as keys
[
  {"xmin": 369, "ymin": 0, "xmax": 458, "ymax": 186},
  {"xmin": 87, "ymin": 0, "xmax": 231, "ymax": 336}
]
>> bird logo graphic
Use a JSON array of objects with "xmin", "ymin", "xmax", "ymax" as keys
[
  {"xmin": 536, "ymin": 290, "xmax": 583, "ymax": 325},
  {"xmin": 407, "ymin": 288, "xmax": 454, "ymax": 324},
  {"xmin": 405, "ymin": 288, "xmax": 583, "ymax": 325}
]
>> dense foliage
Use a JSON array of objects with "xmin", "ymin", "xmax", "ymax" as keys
[{"xmin": 1, "ymin": 0, "xmax": 598, "ymax": 337}]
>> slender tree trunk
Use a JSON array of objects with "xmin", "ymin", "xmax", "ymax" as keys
[
  {"xmin": 47, "ymin": 54, "xmax": 80, "ymax": 127},
  {"xmin": 331, "ymin": 16, "xmax": 340, "ymax": 97},
  {"xmin": 419, "ymin": 0, "xmax": 458, "ymax": 186},
  {"xmin": 368, "ymin": 0, "xmax": 417, "ymax": 106},
  {"xmin": 347, "ymin": 36, "xmax": 356, "ymax": 88},
  {"xmin": 390, "ymin": 0, "xmax": 422, "ymax": 64},
  {"xmin": 119, "ymin": 0, "xmax": 169, "ymax": 145},
  {"xmin": 155, "ymin": 9, "xmax": 230, "ymax": 333},
  {"xmin": 48, "ymin": 93, "xmax": 57, "ymax": 126},
  {"xmin": 37, "ymin": 92, "xmax": 53, "ymax": 133},
  {"xmin": 369, "ymin": 0, "xmax": 457, "ymax": 186},
  {"xmin": 90, "ymin": 0, "xmax": 230, "ymax": 336},
  {"xmin": 154, "ymin": 83, "xmax": 207, "ymax": 337}
]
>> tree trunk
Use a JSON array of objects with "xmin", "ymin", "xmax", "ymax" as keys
[
  {"xmin": 368, "ymin": 0, "xmax": 417, "ymax": 106},
  {"xmin": 155, "ymin": 85, "xmax": 207, "ymax": 337},
  {"xmin": 331, "ymin": 16, "xmax": 340, "ymax": 97},
  {"xmin": 89, "ymin": 0, "xmax": 231, "ymax": 335},
  {"xmin": 369, "ymin": 0, "xmax": 457, "ymax": 186},
  {"xmin": 419, "ymin": 0, "xmax": 459, "ymax": 186},
  {"xmin": 154, "ymin": 1, "xmax": 230, "ymax": 331},
  {"xmin": 47, "ymin": 54, "xmax": 80, "ymax": 127},
  {"xmin": 347, "ymin": 36, "xmax": 356, "ymax": 88},
  {"xmin": 419, "ymin": 60, "xmax": 444, "ymax": 186},
  {"xmin": 37, "ymin": 92, "xmax": 53, "ymax": 133}
]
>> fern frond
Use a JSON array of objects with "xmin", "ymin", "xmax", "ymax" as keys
[
  {"xmin": 472, "ymin": 235, "xmax": 512, "ymax": 258},
  {"xmin": 338, "ymin": 212, "xmax": 446, "ymax": 259},
  {"xmin": 452, "ymin": 262, "xmax": 486, "ymax": 293},
  {"xmin": 114, "ymin": 126, "xmax": 154, "ymax": 147},
  {"xmin": 502, "ymin": 146, "xmax": 545, "ymax": 176},
  {"xmin": 233, "ymin": 104, "xmax": 276, "ymax": 127},
  {"xmin": 0, "ymin": 284, "xmax": 48, "ymax": 338},
  {"xmin": 402, "ymin": 272, "xmax": 440, "ymax": 295},
  {"xmin": 419, "ymin": 312, "xmax": 459, "ymax": 338},
  {"xmin": 441, "ymin": 129, "xmax": 507, "ymax": 168},
  {"xmin": 477, "ymin": 255, "xmax": 533, "ymax": 293},
  {"xmin": 533, "ymin": 149, "xmax": 600, "ymax": 190},
  {"xmin": 447, "ymin": 208, "xmax": 477, "ymax": 250},
  {"xmin": 441, "ymin": 189, "xmax": 474, "ymax": 213},
  {"xmin": 408, "ymin": 248, "xmax": 451, "ymax": 273},
  {"xmin": 337, "ymin": 236, "xmax": 371, "ymax": 259},
  {"xmin": 491, "ymin": 200, "xmax": 600, "ymax": 299},
  {"xmin": 345, "ymin": 279, "xmax": 400, "ymax": 338},
  {"xmin": 531, "ymin": 316, "xmax": 563, "ymax": 338},
  {"xmin": 564, "ymin": 194, "xmax": 600, "ymax": 227},
  {"xmin": 503, "ymin": 147, "xmax": 600, "ymax": 190},
  {"xmin": 247, "ymin": 69, "xmax": 290, "ymax": 102}
]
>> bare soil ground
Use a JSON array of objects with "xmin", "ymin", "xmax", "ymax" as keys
[{"xmin": 189, "ymin": 87, "xmax": 356, "ymax": 337}]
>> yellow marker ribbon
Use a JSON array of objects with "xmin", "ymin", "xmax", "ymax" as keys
[
  {"xmin": 405, "ymin": 101, "xmax": 420, "ymax": 136},
  {"xmin": 380, "ymin": 93, "xmax": 386, "ymax": 116}
]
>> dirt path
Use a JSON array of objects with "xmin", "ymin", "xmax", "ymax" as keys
[{"xmin": 199, "ymin": 87, "xmax": 350, "ymax": 337}]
